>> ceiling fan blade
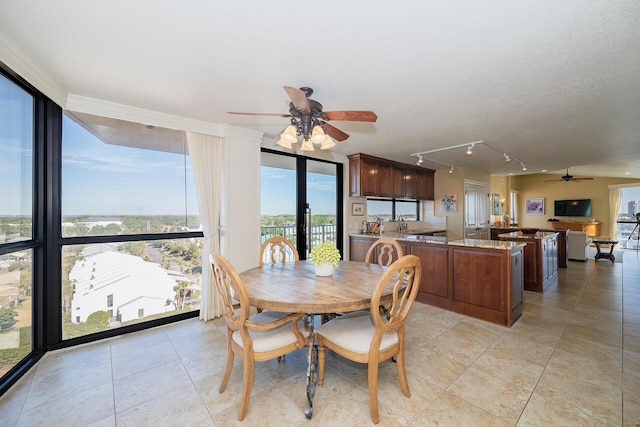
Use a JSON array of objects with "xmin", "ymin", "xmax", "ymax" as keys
[
  {"xmin": 323, "ymin": 111, "xmax": 378, "ymax": 122},
  {"xmin": 228, "ymin": 112, "xmax": 292, "ymax": 117},
  {"xmin": 544, "ymin": 179, "xmax": 564, "ymax": 182},
  {"xmin": 320, "ymin": 121, "xmax": 349, "ymax": 141},
  {"xmin": 573, "ymin": 177, "xmax": 594, "ymax": 181},
  {"xmin": 283, "ymin": 86, "xmax": 310, "ymax": 112}
]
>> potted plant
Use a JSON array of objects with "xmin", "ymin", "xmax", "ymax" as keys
[{"xmin": 310, "ymin": 241, "xmax": 341, "ymax": 276}]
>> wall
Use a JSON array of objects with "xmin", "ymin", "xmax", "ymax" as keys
[
  {"xmin": 510, "ymin": 173, "xmax": 640, "ymax": 236},
  {"xmin": 490, "ymin": 175, "xmax": 509, "ymax": 219},
  {"xmin": 223, "ymin": 126, "xmax": 264, "ymax": 273},
  {"xmin": 434, "ymin": 167, "xmax": 490, "ymax": 240}
]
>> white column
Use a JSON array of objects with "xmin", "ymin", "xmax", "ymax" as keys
[{"xmin": 221, "ymin": 125, "xmax": 263, "ymax": 273}]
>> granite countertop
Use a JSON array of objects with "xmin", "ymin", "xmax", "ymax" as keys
[
  {"xmin": 350, "ymin": 231, "xmax": 448, "ymax": 244},
  {"xmin": 447, "ymin": 239, "xmax": 526, "ymax": 250},
  {"xmin": 350, "ymin": 232, "xmax": 525, "ymax": 250},
  {"xmin": 498, "ymin": 231, "xmax": 559, "ymax": 240}
]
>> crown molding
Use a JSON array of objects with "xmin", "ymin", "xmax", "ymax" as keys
[{"xmin": 0, "ymin": 39, "xmax": 67, "ymax": 105}]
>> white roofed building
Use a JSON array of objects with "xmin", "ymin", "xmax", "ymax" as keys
[{"xmin": 69, "ymin": 249, "xmax": 185, "ymax": 324}]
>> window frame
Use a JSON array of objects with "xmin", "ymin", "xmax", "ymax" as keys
[
  {"xmin": 366, "ymin": 197, "xmax": 420, "ymax": 222},
  {"xmin": 0, "ymin": 62, "xmax": 205, "ymax": 395}
]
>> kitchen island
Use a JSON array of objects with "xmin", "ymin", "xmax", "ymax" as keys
[
  {"xmin": 349, "ymin": 233, "xmax": 525, "ymax": 326},
  {"xmin": 498, "ymin": 231, "xmax": 559, "ymax": 292}
]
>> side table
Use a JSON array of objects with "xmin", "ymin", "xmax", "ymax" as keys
[{"xmin": 592, "ymin": 238, "xmax": 618, "ymax": 263}]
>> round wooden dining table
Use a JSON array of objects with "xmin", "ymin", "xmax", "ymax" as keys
[
  {"xmin": 238, "ymin": 259, "xmax": 391, "ymax": 419},
  {"xmin": 239, "ymin": 259, "xmax": 391, "ymax": 313}
]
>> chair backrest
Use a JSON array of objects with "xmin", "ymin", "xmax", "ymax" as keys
[
  {"xmin": 365, "ymin": 238, "xmax": 404, "ymax": 267},
  {"xmin": 259, "ymin": 237, "xmax": 299, "ymax": 266},
  {"xmin": 370, "ymin": 254, "xmax": 421, "ymax": 334},
  {"xmin": 210, "ymin": 253, "xmax": 250, "ymax": 332}
]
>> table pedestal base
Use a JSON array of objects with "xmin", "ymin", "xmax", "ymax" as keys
[{"xmin": 304, "ymin": 314, "xmax": 318, "ymax": 419}]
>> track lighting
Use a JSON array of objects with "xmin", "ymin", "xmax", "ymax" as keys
[{"xmin": 410, "ymin": 140, "xmax": 528, "ymax": 174}]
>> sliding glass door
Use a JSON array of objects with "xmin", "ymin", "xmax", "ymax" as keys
[{"xmin": 260, "ymin": 149, "xmax": 342, "ymax": 259}]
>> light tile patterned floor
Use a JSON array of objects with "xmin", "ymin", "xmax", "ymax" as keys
[{"xmin": 1, "ymin": 252, "xmax": 639, "ymax": 426}]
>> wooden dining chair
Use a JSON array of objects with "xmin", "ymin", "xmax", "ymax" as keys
[
  {"xmin": 316, "ymin": 254, "xmax": 422, "ymax": 424},
  {"xmin": 259, "ymin": 236, "xmax": 299, "ymax": 266},
  {"xmin": 365, "ymin": 237, "xmax": 403, "ymax": 266},
  {"xmin": 209, "ymin": 253, "xmax": 306, "ymax": 421},
  {"xmin": 257, "ymin": 236, "xmax": 299, "ymax": 314},
  {"xmin": 365, "ymin": 238, "xmax": 404, "ymax": 318}
]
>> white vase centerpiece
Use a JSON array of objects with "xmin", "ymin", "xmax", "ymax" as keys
[{"xmin": 310, "ymin": 241, "xmax": 341, "ymax": 277}]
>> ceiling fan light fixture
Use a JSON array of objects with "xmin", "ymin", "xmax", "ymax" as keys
[
  {"xmin": 300, "ymin": 139, "xmax": 315, "ymax": 151},
  {"xmin": 281, "ymin": 125, "xmax": 298, "ymax": 143},
  {"xmin": 276, "ymin": 136, "xmax": 293, "ymax": 149},
  {"xmin": 320, "ymin": 135, "xmax": 336, "ymax": 150},
  {"xmin": 311, "ymin": 125, "xmax": 326, "ymax": 144}
]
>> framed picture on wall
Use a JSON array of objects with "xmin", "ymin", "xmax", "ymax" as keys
[
  {"xmin": 526, "ymin": 198, "xmax": 544, "ymax": 215},
  {"xmin": 352, "ymin": 203, "xmax": 364, "ymax": 216},
  {"xmin": 492, "ymin": 194, "xmax": 500, "ymax": 215}
]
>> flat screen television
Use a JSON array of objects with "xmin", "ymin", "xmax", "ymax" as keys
[{"xmin": 554, "ymin": 199, "xmax": 592, "ymax": 217}]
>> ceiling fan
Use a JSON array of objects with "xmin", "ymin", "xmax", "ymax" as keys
[
  {"xmin": 544, "ymin": 168, "xmax": 595, "ymax": 183},
  {"xmin": 228, "ymin": 86, "xmax": 377, "ymax": 150}
]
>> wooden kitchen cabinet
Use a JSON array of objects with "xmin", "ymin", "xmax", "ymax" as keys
[
  {"xmin": 408, "ymin": 243, "xmax": 449, "ymax": 299},
  {"xmin": 348, "ymin": 153, "xmax": 434, "ymax": 199},
  {"xmin": 348, "ymin": 236, "xmax": 407, "ymax": 263},
  {"xmin": 350, "ymin": 235, "xmax": 525, "ymax": 326},
  {"xmin": 393, "ymin": 168, "xmax": 416, "ymax": 199},
  {"xmin": 415, "ymin": 171, "xmax": 434, "ymax": 200},
  {"xmin": 499, "ymin": 232, "xmax": 558, "ymax": 292},
  {"xmin": 348, "ymin": 154, "xmax": 393, "ymax": 197}
]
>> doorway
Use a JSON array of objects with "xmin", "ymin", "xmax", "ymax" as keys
[
  {"xmin": 464, "ymin": 180, "xmax": 490, "ymax": 239},
  {"xmin": 260, "ymin": 149, "xmax": 343, "ymax": 259}
]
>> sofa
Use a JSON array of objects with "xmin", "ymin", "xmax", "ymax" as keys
[{"xmin": 567, "ymin": 231, "xmax": 592, "ymax": 261}]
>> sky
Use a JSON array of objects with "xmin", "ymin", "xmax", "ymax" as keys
[
  {"xmin": 0, "ymin": 102, "xmax": 638, "ymax": 217},
  {"xmin": 260, "ymin": 166, "xmax": 337, "ymax": 216},
  {"xmin": 60, "ymin": 116, "xmax": 198, "ymax": 216}
]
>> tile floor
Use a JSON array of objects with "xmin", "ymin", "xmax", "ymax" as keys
[{"xmin": 1, "ymin": 252, "xmax": 639, "ymax": 426}]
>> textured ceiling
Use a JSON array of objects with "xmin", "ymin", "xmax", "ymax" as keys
[{"xmin": 1, "ymin": 1, "xmax": 639, "ymax": 178}]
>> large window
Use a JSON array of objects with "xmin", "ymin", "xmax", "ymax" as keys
[
  {"xmin": 0, "ymin": 64, "xmax": 206, "ymax": 394},
  {"xmin": 60, "ymin": 113, "xmax": 202, "ymax": 340},
  {"xmin": 0, "ymin": 73, "xmax": 35, "ymax": 380},
  {"xmin": 617, "ymin": 187, "xmax": 640, "ymax": 249},
  {"xmin": 260, "ymin": 150, "xmax": 342, "ymax": 258},
  {"xmin": 366, "ymin": 198, "xmax": 419, "ymax": 222}
]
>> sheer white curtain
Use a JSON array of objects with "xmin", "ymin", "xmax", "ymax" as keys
[
  {"xmin": 187, "ymin": 131, "xmax": 224, "ymax": 320},
  {"xmin": 609, "ymin": 187, "xmax": 622, "ymax": 241}
]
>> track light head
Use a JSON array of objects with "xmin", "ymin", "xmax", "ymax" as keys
[
  {"xmin": 503, "ymin": 153, "xmax": 511, "ymax": 162},
  {"xmin": 521, "ymin": 162, "xmax": 527, "ymax": 171},
  {"xmin": 466, "ymin": 145, "xmax": 473, "ymax": 155}
]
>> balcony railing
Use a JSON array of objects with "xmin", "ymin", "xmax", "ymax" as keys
[{"xmin": 260, "ymin": 224, "xmax": 337, "ymax": 252}]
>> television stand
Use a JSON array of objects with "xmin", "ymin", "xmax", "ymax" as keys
[{"xmin": 547, "ymin": 220, "xmax": 601, "ymax": 237}]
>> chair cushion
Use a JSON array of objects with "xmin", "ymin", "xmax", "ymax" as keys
[
  {"xmin": 232, "ymin": 311, "xmax": 301, "ymax": 352},
  {"xmin": 316, "ymin": 312, "xmax": 398, "ymax": 354}
]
